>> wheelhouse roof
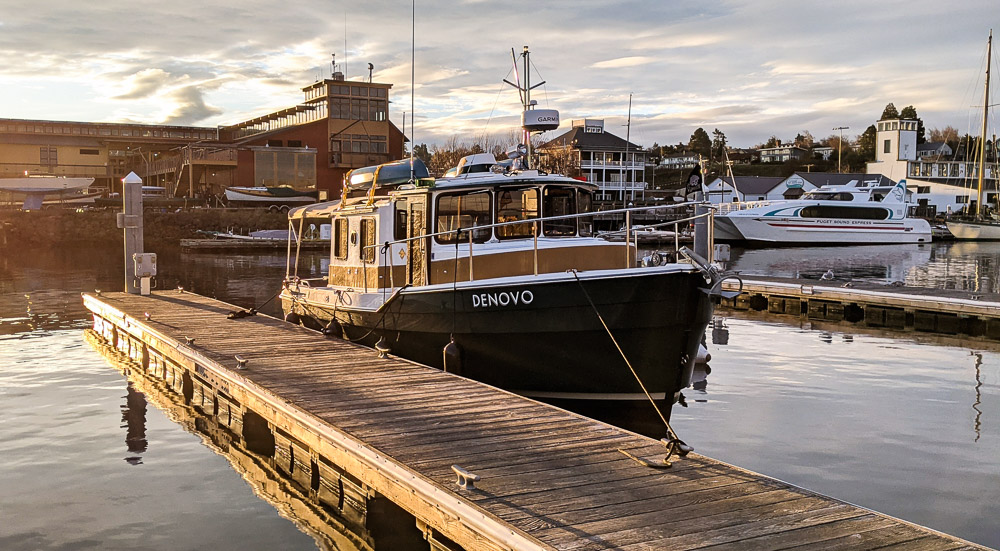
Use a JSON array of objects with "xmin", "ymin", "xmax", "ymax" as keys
[{"xmin": 433, "ymin": 170, "xmax": 597, "ymax": 191}]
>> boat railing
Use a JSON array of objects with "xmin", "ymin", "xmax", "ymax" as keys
[
  {"xmin": 713, "ymin": 200, "xmax": 773, "ymax": 215},
  {"xmin": 290, "ymin": 202, "xmax": 713, "ymax": 289}
]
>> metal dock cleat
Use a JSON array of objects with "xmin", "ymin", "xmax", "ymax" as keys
[{"xmin": 451, "ymin": 465, "xmax": 481, "ymax": 490}]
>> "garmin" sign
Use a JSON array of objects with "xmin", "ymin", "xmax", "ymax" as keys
[{"xmin": 472, "ymin": 290, "xmax": 534, "ymax": 308}]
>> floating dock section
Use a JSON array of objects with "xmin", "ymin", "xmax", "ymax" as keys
[
  {"xmin": 83, "ymin": 290, "xmax": 988, "ymax": 550},
  {"xmin": 722, "ymin": 277, "xmax": 1000, "ymax": 340}
]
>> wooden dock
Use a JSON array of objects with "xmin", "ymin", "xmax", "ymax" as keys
[
  {"xmin": 721, "ymin": 277, "xmax": 1000, "ymax": 340},
  {"xmin": 83, "ymin": 290, "xmax": 989, "ymax": 550}
]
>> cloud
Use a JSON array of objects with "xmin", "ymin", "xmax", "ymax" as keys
[
  {"xmin": 591, "ymin": 57, "xmax": 656, "ymax": 69},
  {"xmin": 162, "ymin": 86, "xmax": 223, "ymax": 125},
  {"xmin": 0, "ymin": 1, "xmax": 993, "ymax": 148},
  {"xmin": 114, "ymin": 69, "xmax": 172, "ymax": 100}
]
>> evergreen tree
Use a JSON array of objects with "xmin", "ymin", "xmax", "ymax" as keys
[
  {"xmin": 899, "ymin": 105, "xmax": 926, "ymax": 144},
  {"xmin": 880, "ymin": 103, "xmax": 900, "ymax": 120},
  {"xmin": 857, "ymin": 125, "xmax": 877, "ymax": 160},
  {"xmin": 711, "ymin": 129, "xmax": 727, "ymax": 159},
  {"xmin": 688, "ymin": 128, "xmax": 711, "ymax": 159}
]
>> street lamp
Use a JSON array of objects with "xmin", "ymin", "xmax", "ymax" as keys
[{"xmin": 832, "ymin": 126, "xmax": 849, "ymax": 173}]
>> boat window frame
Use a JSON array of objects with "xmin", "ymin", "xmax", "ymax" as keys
[
  {"xmin": 495, "ymin": 186, "xmax": 540, "ymax": 241},
  {"xmin": 393, "ymin": 199, "xmax": 408, "ymax": 241},
  {"xmin": 578, "ymin": 189, "xmax": 594, "ymax": 237},
  {"xmin": 333, "ymin": 217, "xmax": 349, "ymax": 260},
  {"xmin": 434, "ymin": 190, "xmax": 494, "ymax": 244},
  {"xmin": 542, "ymin": 186, "xmax": 577, "ymax": 237},
  {"xmin": 799, "ymin": 205, "xmax": 891, "ymax": 220},
  {"xmin": 359, "ymin": 217, "xmax": 377, "ymax": 263}
]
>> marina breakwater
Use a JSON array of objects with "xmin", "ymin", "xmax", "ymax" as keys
[{"xmin": 0, "ymin": 209, "xmax": 287, "ymax": 249}]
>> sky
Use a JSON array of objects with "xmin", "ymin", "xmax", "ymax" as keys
[{"xmin": 1, "ymin": 0, "xmax": 997, "ymax": 149}]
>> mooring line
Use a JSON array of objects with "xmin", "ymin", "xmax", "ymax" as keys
[{"xmin": 570, "ymin": 270, "xmax": 691, "ymax": 463}]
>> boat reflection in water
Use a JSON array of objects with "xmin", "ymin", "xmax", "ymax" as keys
[{"xmin": 87, "ymin": 332, "xmax": 431, "ymax": 551}]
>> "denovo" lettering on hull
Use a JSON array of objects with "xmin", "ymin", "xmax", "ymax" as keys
[{"xmin": 472, "ymin": 290, "xmax": 534, "ymax": 308}]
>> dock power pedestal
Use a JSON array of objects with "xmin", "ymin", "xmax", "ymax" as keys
[{"xmin": 133, "ymin": 253, "xmax": 156, "ymax": 296}]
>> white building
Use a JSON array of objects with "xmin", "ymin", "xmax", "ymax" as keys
[
  {"xmin": 867, "ymin": 118, "xmax": 996, "ymax": 214},
  {"xmin": 538, "ymin": 119, "xmax": 647, "ymax": 201},
  {"xmin": 703, "ymin": 176, "xmax": 785, "ymax": 203},
  {"xmin": 659, "ymin": 153, "xmax": 699, "ymax": 169}
]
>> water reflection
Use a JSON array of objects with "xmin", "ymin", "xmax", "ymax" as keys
[
  {"xmin": 121, "ymin": 383, "xmax": 147, "ymax": 462},
  {"xmin": 89, "ymin": 333, "xmax": 432, "ymax": 551}
]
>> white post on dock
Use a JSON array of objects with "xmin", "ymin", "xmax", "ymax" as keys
[{"xmin": 118, "ymin": 172, "xmax": 148, "ymax": 295}]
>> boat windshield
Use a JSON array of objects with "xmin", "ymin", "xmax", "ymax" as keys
[
  {"xmin": 802, "ymin": 191, "xmax": 857, "ymax": 201},
  {"xmin": 432, "ymin": 182, "xmax": 594, "ymax": 243}
]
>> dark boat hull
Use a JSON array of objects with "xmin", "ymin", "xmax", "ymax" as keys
[{"xmin": 282, "ymin": 268, "xmax": 712, "ymax": 404}]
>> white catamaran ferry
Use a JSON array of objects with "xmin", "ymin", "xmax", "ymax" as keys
[{"xmin": 713, "ymin": 180, "xmax": 931, "ymax": 244}]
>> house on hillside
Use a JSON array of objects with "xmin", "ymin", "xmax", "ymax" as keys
[
  {"xmin": 659, "ymin": 152, "xmax": 699, "ymax": 169},
  {"xmin": 811, "ymin": 146, "xmax": 834, "ymax": 161},
  {"xmin": 537, "ymin": 118, "xmax": 646, "ymax": 201},
  {"xmin": 916, "ymin": 142, "xmax": 953, "ymax": 160},
  {"xmin": 757, "ymin": 143, "xmax": 808, "ymax": 163}
]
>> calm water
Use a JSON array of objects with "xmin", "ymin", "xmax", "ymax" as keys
[{"xmin": 1, "ymin": 242, "xmax": 998, "ymax": 549}]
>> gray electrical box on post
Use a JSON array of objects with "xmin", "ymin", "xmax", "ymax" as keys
[{"xmin": 118, "ymin": 172, "xmax": 145, "ymax": 294}]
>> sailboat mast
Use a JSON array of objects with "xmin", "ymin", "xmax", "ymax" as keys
[
  {"xmin": 524, "ymin": 46, "xmax": 532, "ymax": 170},
  {"xmin": 977, "ymin": 30, "xmax": 991, "ymax": 217}
]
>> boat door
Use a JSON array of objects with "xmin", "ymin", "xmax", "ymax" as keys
[{"xmin": 405, "ymin": 195, "xmax": 429, "ymax": 286}]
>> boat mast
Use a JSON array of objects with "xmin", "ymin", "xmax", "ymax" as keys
[
  {"xmin": 976, "ymin": 30, "xmax": 991, "ymax": 217},
  {"xmin": 523, "ymin": 46, "xmax": 532, "ymax": 169}
]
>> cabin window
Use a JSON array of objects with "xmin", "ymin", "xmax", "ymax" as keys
[
  {"xmin": 360, "ymin": 218, "xmax": 376, "ymax": 263},
  {"xmin": 394, "ymin": 200, "xmax": 408, "ymax": 241},
  {"xmin": 799, "ymin": 206, "xmax": 890, "ymax": 220},
  {"xmin": 435, "ymin": 191, "xmax": 492, "ymax": 244},
  {"xmin": 496, "ymin": 188, "xmax": 539, "ymax": 240},
  {"xmin": 578, "ymin": 191, "xmax": 594, "ymax": 236},
  {"xmin": 543, "ymin": 187, "xmax": 576, "ymax": 236},
  {"xmin": 333, "ymin": 218, "xmax": 349, "ymax": 259},
  {"xmin": 884, "ymin": 139, "xmax": 891, "ymax": 154}
]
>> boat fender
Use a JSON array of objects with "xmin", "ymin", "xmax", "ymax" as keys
[
  {"xmin": 443, "ymin": 338, "xmax": 462, "ymax": 375},
  {"xmin": 322, "ymin": 319, "xmax": 343, "ymax": 339},
  {"xmin": 284, "ymin": 311, "xmax": 300, "ymax": 325}
]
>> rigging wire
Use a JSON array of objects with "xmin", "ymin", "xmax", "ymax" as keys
[{"xmin": 479, "ymin": 66, "xmax": 515, "ymax": 148}]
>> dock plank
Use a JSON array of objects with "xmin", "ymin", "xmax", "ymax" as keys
[{"xmin": 82, "ymin": 291, "xmax": 988, "ymax": 551}]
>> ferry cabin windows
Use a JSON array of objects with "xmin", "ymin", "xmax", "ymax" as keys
[
  {"xmin": 543, "ymin": 188, "xmax": 576, "ymax": 236},
  {"xmin": 360, "ymin": 218, "xmax": 376, "ymax": 263},
  {"xmin": 800, "ymin": 206, "xmax": 890, "ymax": 220},
  {"xmin": 333, "ymin": 218, "xmax": 349, "ymax": 259},
  {"xmin": 496, "ymin": 188, "xmax": 539, "ymax": 239},
  {"xmin": 435, "ymin": 192, "xmax": 492, "ymax": 244}
]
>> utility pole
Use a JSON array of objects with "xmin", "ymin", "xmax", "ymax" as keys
[{"xmin": 833, "ymin": 126, "xmax": 849, "ymax": 173}]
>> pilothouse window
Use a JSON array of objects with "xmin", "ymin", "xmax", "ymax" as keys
[
  {"xmin": 496, "ymin": 188, "xmax": 539, "ymax": 240},
  {"xmin": 543, "ymin": 187, "xmax": 576, "ymax": 236},
  {"xmin": 578, "ymin": 191, "xmax": 594, "ymax": 236},
  {"xmin": 435, "ymin": 192, "xmax": 492, "ymax": 244}
]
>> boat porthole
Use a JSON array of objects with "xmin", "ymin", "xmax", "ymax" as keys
[{"xmin": 350, "ymin": 231, "xmax": 358, "ymax": 245}]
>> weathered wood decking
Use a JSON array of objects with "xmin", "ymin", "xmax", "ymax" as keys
[{"xmin": 83, "ymin": 290, "xmax": 989, "ymax": 550}]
